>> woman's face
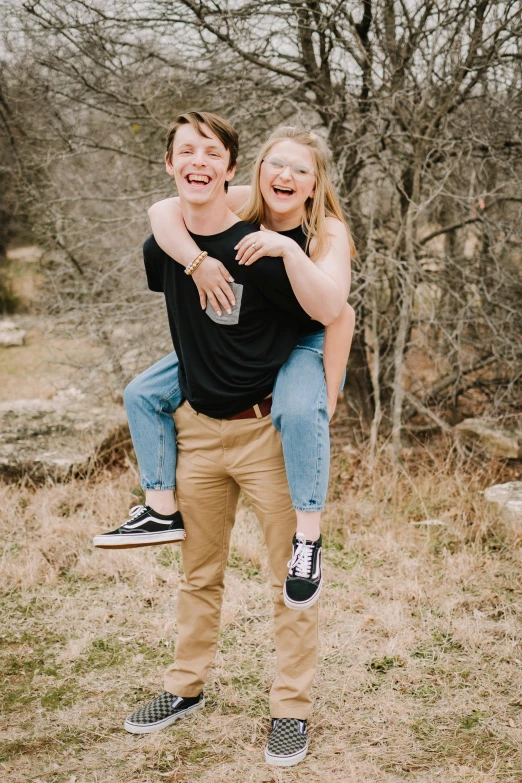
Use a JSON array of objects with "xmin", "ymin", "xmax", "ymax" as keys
[{"xmin": 259, "ymin": 139, "xmax": 316, "ymax": 222}]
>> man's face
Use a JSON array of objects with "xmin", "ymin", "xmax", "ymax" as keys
[{"xmin": 166, "ymin": 123, "xmax": 236, "ymax": 206}]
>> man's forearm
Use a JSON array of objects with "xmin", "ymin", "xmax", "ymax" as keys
[
  {"xmin": 148, "ymin": 198, "xmax": 200, "ymax": 267},
  {"xmin": 323, "ymin": 304, "xmax": 356, "ymax": 415}
]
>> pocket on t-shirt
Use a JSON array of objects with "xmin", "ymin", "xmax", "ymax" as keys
[{"xmin": 205, "ymin": 282, "xmax": 243, "ymax": 326}]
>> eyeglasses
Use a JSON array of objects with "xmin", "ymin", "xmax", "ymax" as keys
[{"xmin": 262, "ymin": 156, "xmax": 315, "ymax": 178}]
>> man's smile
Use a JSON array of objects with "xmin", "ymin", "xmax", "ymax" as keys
[{"xmin": 186, "ymin": 173, "xmax": 212, "ymax": 188}]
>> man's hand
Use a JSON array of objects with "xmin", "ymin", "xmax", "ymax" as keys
[
  {"xmin": 192, "ymin": 256, "xmax": 236, "ymax": 316},
  {"xmin": 235, "ymin": 224, "xmax": 295, "ymax": 266}
]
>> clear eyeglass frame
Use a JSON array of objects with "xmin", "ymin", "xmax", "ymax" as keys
[{"xmin": 262, "ymin": 156, "xmax": 315, "ymax": 178}]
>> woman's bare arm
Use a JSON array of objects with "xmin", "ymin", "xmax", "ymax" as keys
[
  {"xmin": 323, "ymin": 303, "xmax": 355, "ymax": 420},
  {"xmin": 148, "ymin": 185, "xmax": 250, "ymax": 264},
  {"xmin": 148, "ymin": 196, "xmax": 200, "ymax": 267},
  {"xmin": 147, "ymin": 186, "xmax": 250, "ymax": 314},
  {"xmin": 235, "ymin": 217, "xmax": 351, "ymax": 325}
]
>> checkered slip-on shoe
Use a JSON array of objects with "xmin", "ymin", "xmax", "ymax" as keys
[
  {"xmin": 265, "ymin": 718, "xmax": 308, "ymax": 767},
  {"xmin": 93, "ymin": 505, "xmax": 185, "ymax": 549},
  {"xmin": 283, "ymin": 533, "xmax": 323, "ymax": 611},
  {"xmin": 124, "ymin": 691, "xmax": 204, "ymax": 734}
]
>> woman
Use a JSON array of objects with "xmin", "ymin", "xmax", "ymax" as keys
[{"xmin": 98, "ymin": 125, "xmax": 355, "ymax": 612}]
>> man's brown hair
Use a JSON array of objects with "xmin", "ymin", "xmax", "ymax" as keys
[{"xmin": 165, "ymin": 111, "xmax": 239, "ymax": 171}]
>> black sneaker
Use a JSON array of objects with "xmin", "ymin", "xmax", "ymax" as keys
[
  {"xmin": 93, "ymin": 505, "xmax": 185, "ymax": 549},
  {"xmin": 123, "ymin": 691, "xmax": 204, "ymax": 734},
  {"xmin": 265, "ymin": 718, "xmax": 308, "ymax": 767},
  {"xmin": 283, "ymin": 533, "xmax": 322, "ymax": 610}
]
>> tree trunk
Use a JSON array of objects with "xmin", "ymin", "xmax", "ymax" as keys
[{"xmin": 344, "ymin": 332, "xmax": 374, "ymax": 436}]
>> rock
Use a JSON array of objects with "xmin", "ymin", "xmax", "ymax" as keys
[
  {"xmin": 454, "ymin": 419, "xmax": 521, "ymax": 459},
  {"xmin": 484, "ymin": 482, "xmax": 522, "ymax": 525},
  {"xmin": 6, "ymin": 245, "xmax": 43, "ymax": 264},
  {"xmin": 0, "ymin": 389, "xmax": 130, "ymax": 481},
  {"xmin": 410, "ymin": 519, "xmax": 447, "ymax": 526},
  {"xmin": 0, "ymin": 319, "xmax": 27, "ymax": 347}
]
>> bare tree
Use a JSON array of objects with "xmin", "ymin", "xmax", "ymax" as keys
[{"xmin": 2, "ymin": 0, "xmax": 522, "ymax": 444}]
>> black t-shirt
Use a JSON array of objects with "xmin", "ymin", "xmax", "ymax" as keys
[{"xmin": 143, "ymin": 220, "xmax": 315, "ymax": 418}]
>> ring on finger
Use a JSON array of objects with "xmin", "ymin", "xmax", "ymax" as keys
[{"xmin": 251, "ymin": 242, "xmax": 257, "ymax": 249}]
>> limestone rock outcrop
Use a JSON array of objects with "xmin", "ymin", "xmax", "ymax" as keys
[
  {"xmin": 0, "ymin": 319, "xmax": 27, "ymax": 347},
  {"xmin": 454, "ymin": 419, "xmax": 521, "ymax": 459},
  {"xmin": 0, "ymin": 387, "xmax": 129, "ymax": 481},
  {"xmin": 484, "ymin": 481, "xmax": 522, "ymax": 525}
]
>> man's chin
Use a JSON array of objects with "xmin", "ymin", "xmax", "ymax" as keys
[{"xmin": 179, "ymin": 189, "xmax": 214, "ymax": 205}]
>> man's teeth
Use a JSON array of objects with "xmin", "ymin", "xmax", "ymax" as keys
[{"xmin": 188, "ymin": 175, "xmax": 210, "ymax": 183}]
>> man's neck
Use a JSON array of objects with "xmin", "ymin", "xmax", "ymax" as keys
[{"xmin": 181, "ymin": 197, "xmax": 239, "ymax": 236}]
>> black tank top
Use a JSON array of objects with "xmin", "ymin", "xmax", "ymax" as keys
[{"xmin": 278, "ymin": 224, "xmax": 325, "ymax": 336}]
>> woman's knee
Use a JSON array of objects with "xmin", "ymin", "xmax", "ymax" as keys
[
  {"xmin": 124, "ymin": 374, "xmax": 149, "ymax": 414},
  {"xmin": 278, "ymin": 391, "xmax": 327, "ymax": 431}
]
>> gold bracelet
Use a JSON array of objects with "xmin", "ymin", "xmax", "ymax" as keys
[{"xmin": 185, "ymin": 250, "xmax": 208, "ymax": 276}]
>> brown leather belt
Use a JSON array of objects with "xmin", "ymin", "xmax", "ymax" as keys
[{"xmin": 226, "ymin": 397, "xmax": 272, "ymax": 421}]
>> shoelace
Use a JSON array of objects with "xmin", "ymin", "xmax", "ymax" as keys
[
  {"xmin": 122, "ymin": 504, "xmax": 147, "ymax": 528},
  {"xmin": 287, "ymin": 533, "xmax": 314, "ymax": 578}
]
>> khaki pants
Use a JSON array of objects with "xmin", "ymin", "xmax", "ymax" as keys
[{"xmin": 163, "ymin": 402, "xmax": 318, "ymax": 718}]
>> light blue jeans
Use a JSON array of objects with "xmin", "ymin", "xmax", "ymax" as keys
[{"xmin": 124, "ymin": 330, "xmax": 335, "ymax": 511}]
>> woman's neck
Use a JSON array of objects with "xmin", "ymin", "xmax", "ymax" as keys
[{"xmin": 264, "ymin": 209, "xmax": 303, "ymax": 233}]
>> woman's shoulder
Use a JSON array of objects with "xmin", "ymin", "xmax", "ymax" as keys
[
  {"xmin": 324, "ymin": 215, "xmax": 346, "ymax": 234},
  {"xmin": 227, "ymin": 185, "xmax": 251, "ymax": 213}
]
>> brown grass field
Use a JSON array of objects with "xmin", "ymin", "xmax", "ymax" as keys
[{"xmin": 2, "ymin": 432, "xmax": 522, "ymax": 783}]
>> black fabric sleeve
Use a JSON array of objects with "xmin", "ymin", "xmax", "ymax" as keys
[
  {"xmin": 246, "ymin": 256, "xmax": 311, "ymax": 324},
  {"xmin": 143, "ymin": 235, "xmax": 166, "ymax": 293}
]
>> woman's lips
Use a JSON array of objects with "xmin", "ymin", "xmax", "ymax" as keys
[{"xmin": 272, "ymin": 185, "xmax": 294, "ymax": 199}]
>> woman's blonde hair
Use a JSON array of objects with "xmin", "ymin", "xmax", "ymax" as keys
[{"xmin": 240, "ymin": 126, "xmax": 355, "ymax": 261}]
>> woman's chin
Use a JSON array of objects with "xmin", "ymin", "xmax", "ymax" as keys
[{"xmin": 265, "ymin": 196, "xmax": 303, "ymax": 217}]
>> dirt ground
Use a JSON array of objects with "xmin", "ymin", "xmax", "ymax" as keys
[{"xmin": 2, "ymin": 440, "xmax": 522, "ymax": 783}]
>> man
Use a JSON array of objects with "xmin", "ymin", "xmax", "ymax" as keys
[{"xmin": 122, "ymin": 112, "xmax": 318, "ymax": 768}]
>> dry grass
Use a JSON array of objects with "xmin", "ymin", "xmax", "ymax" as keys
[{"xmin": 2, "ymin": 442, "xmax": 522, "ymax": 783}]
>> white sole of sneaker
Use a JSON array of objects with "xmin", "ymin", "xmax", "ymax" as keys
[
  {"xmin": 265, "ymin": 742, "xmax": 308, "ymax": 767},
  {"xmin": 123, "ymin": 698, "xmax": 205, "ymax": 734},
  {"xmin": 283, "ymin": 579, "xmax": 323, "ymax": 611},
  {"xmin": 93, "ymin": 530, "xmax": 186, "ymax": 549}
]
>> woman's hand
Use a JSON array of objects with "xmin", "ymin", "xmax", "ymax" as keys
[
  {"xmin": 235, "ymin": 224, "xmax": 296, "ymax": 266},
  {"xmin": 192, "ymin": 256, "xmax": 236, "ymax": 316},
  {"xmin": 327, "ymin": 395, "xmax": 337, "ymax": 422}
]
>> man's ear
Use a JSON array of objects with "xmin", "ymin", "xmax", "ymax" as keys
[
  {"xmin": 165, "ymin": 153, "xmax": 175, "ymax": 178},
  {"xmin": 225, "ymin": 164, "xmax": 237, "ymax": 184}
]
